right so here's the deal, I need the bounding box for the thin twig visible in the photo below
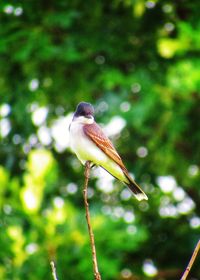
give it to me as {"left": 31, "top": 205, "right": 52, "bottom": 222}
{"left": 83, "top": 161, "right": 101, "bottom": 280}
{"left": 50, "top": 261, "right": 59, "bottom": 280}
{"left": 181, "top": 239, "right": 200, "bottom": 280}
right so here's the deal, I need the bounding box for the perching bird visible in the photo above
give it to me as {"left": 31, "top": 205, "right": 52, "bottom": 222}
{"left": 69, "top": 102, "right": 148, "bottom": 201}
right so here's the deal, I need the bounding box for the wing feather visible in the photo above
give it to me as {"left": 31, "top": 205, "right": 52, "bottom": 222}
{"left": 83, "top": 123, "right": 126, "bottom": 170}
{"left": 83, "top": 123, "right": 148, "bottom": 201}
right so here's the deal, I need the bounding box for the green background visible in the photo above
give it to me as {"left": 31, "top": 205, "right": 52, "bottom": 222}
{"left": 0, "top": 0, "right": 200, "bottom": 279}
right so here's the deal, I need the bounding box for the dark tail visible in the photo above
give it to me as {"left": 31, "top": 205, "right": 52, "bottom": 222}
{"left": 125, "top": 174, "right": 148, "bottom": 201}
{"left": 100, "top": 165, "right": 148, "bottom": 201}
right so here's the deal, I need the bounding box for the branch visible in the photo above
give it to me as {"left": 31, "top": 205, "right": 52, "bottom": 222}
{"left": 181, "top": 239, "right": 200, "bottom": 280}
{"left": 83, "top": 161, "right": 102, "bottom": 280}
{"left": 50, "top": 261, "right": 59, "bottom": 280}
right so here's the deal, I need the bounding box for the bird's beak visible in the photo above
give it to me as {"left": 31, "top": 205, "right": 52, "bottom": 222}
{"left": 86, "top": 115, "right": 93, "bottom": 119}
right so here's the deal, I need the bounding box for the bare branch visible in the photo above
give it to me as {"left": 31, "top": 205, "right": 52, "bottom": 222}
{"left": 181, "top": 239, "right": 200, "bottom": 280}
{"left": 50, "top": 261, "right": 59, "bottom": 280}
{"left": 83, "top": 161, "right": 102, "bottom": 280}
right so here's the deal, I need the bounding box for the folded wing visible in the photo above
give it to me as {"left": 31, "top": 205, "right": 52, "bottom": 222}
{"left": 83, "top": 123, "right": 148, "bottom": 201}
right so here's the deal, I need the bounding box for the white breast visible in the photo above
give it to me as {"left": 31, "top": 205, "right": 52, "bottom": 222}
{"left": 69, "top": 120, "right": 108, "bottom": 165}
{"left": 69, "top": 118, "right": 127, "bottom": 183}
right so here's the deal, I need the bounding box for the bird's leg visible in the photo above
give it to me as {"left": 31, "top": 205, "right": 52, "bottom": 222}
{"left": 90, "top": 163, "right": 96, "bottom": 169}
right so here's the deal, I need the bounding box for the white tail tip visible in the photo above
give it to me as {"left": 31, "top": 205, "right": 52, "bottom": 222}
{"left": 135, "top": 193, "right": 148, "bottom": 201}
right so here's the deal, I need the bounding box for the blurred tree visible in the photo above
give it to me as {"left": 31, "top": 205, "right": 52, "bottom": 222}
{"left": 0, "top": 0, "right": 200, "bottom": 279}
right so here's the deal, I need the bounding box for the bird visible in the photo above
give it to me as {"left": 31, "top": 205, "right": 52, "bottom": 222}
{"left": 69, "top": 102, "right": 148, "bottom": 201}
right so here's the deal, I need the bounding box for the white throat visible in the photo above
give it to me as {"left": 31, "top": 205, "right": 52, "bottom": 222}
{"left": 73, "top": 115, "right": 94, "bottom": 125}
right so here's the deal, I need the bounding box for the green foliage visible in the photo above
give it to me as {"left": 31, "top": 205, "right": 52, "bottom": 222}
{"left": 0, "top": 0, "right": 200, "bottom": 279}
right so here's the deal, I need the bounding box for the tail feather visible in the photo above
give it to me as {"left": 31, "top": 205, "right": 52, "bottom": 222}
{"left": 100, "top": 165, "right": 148, "bottom": 201}
{"left": 125, "top": 174, "right": 148, "bottom": 201}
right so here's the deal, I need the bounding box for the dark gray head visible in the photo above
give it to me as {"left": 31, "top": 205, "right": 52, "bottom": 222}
{"left": 73, "top": 102, "right": 94, "bottom": 119}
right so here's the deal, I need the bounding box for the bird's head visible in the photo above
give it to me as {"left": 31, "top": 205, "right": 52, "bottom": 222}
{"left": 73, "top": 102, "right": 95, "bottom": 124}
